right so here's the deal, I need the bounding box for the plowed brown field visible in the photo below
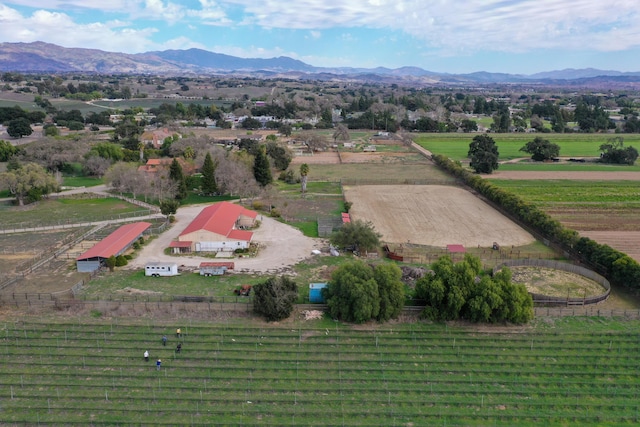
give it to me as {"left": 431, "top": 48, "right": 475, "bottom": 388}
{"left": 343, "top": 185, "right": 535, "bottom": 247}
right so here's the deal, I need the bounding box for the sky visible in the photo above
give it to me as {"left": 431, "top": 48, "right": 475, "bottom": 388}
{"left": 0, "top": 0, "right": 639, "bottom": 75}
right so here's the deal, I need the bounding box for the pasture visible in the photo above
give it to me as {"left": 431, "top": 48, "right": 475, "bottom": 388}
{"left": 1, "top": 317, "right": 640, "bottom": 425}
{"left": 0, "top": 197, "right": 151, "bottom": 229}
{"left": 415, "top": 133, "right": 640, "bottom": 161}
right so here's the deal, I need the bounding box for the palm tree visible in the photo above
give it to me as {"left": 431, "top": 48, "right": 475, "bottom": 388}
{"left": 299, "top": 163, "right": 309, "bottom": 196}
{"left": 138, "top": 141, "right": 145, "bottom": 162}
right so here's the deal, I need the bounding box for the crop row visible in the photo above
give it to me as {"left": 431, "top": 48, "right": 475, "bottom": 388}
{"left": 1, "top": 321, "right": 639, "bottom": 425}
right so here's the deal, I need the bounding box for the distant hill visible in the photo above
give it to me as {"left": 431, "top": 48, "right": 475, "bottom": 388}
{"left": 1, "top": 41, "right": 639, "bottom": 86}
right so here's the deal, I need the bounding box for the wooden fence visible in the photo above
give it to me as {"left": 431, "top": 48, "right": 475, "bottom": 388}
{"left": 495, "top": 259, "right": 611, "bottom": 306}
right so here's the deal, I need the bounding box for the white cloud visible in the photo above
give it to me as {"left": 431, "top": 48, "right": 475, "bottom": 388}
{"left": 219, "top": 0, "right": 640, "bottom": 53}
{"left": 3, "top": 0, "right": 640, "bottom": 59}
{"left": 0, "top": 5, "right": 158, "bottom": 53}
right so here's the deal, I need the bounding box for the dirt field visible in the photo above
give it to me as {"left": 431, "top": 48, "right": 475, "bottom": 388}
{"left": 511, "top": 267, "right": 607, "bottom": 298}
{"left": 290, "top": 150, "right": 424, "bottom": 165}
{"left": 343, "top": 185, "right": 535, "bottom": 248}
{"left": 577, "top": 231, "right": 640, "bottom": 263}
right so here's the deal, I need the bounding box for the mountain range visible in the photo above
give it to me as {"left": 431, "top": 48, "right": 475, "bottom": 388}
{"left": 1, "top": 41, "right": 640, "bottom": 86}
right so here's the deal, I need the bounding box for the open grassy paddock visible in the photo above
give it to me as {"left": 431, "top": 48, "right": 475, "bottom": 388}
{"left": 1, "top": 317, "right": 640, "bottom": 426}
{"left": 0, "top": 197, "right": 152, "bottom": 229}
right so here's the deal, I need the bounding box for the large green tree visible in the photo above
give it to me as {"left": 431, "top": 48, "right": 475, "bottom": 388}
{"left": 0, "top": 162, "right": 59, "bottom": 206}
{"left": 0, "top": 139, "right": 19, "bottom": 161}
{"left": 169, "top": 158, "right": 188, "bottom": 200}
{"left": 599, "top": 137, "right": 638, "bottom": 165}
{"left": 373, "top": 263, "right": 406, "bottom": 322}
{"left": 6, "top": 118, "right": 33, "bottom": 138}
{"left": 520, "top": 137, "right": 560, "bottom": 161}
{"left": 330, "top": 219, "right": 381, "bottom": 254}
{"left": 468, "top": 134, "right": 499, "bottom": 174}
{"left": 415, "top": 254, "right": 533, "bottom": 324}
{"left": 323, "top": 261, "right": 405, "bottom": 323}
{"left": 324, "top": 260, "right": 380, "bottom": 323}
{"left": 201, "top": 152, "right": 217, "bottom": 195}
{"left": 266, "top": 142, "right": 292, "bottom": 171}
{"left": 253, "top": 276, "right": 299, "bottom": 321}
{"left": 253, "top": 145, "right": 272, "bottom": 187}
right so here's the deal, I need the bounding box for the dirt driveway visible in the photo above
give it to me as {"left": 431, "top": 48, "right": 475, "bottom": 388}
{"left": 128, "top": 204, "right": 323, "bottom": 274}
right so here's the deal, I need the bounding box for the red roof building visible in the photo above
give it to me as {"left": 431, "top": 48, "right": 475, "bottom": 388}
{"left": 177, "top": 202, "right": 257, "bottom": 252}
{"left": 76, "top": 222, "right": 151, "bottom": 272}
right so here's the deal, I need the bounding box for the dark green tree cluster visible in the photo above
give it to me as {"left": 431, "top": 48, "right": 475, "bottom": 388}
{"left": 241, "top": 117, "right": 262, "bottom": 130}
{"left": 520, "top": 137, "right": 560, "bottom": 161}
{"left": 265, "top": 142, "right": 292, "bottom": 171}
{"left": 0, "top": 106, "right": 45, "bottom": 125}
{"left": 0, "top": 140, "right": 19, "bottom": 161}
{"left": 574, "top": 101, "right": 614, "bottom": 132}
{"left": 599, "top": 137, "right": 638, "bottom": 165}
{"left": 415, "top": 254, "right": 533, "bottom": 323}
{"left": 253, "top": 145, "right": 272, "bottom": 187}
{"left": 490, "top": 102, "right": 511, "bottom": 133}
{"left": 468, "top": 134, "right": 499, "bottom": 174}
{"left": 6, "top": 118, "right": 33, "bottom": 138}
{"left": 323, "top": 261, "right": 405, "bottom": 323}
{"left": 431, "top": 154, "right": 640, "bottom": 289}
{"left": 330, "top": 219, "right": 381, "bottom": 253}
{"left": 168, "top": 158, "right": 188, "bottom": 200}
{"left": 253, "top": 276, "right": 299, "bottom": 321}
{"left": 200, "top": 152, "right": 217, "bottom": 195}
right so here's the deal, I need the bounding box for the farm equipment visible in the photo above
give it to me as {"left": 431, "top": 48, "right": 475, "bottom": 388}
{"left": 234, "top": 285, "right": 252, "bottom": 296}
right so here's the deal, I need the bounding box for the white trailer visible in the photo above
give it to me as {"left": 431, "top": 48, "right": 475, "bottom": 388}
{"left": 145, "top": 262, "right": 179, "bottom": 277}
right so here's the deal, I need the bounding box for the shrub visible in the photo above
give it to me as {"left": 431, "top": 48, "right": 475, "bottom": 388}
{"left": 115, "top": 255, "right": 128, "bottom": 266}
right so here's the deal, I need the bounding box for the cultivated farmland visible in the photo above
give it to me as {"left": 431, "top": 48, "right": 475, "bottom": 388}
{"left": 1, "top": 317, "right": 640, "bottom": 426}
{"left": 343, "top": 185, "right": 535, "bottom": 248}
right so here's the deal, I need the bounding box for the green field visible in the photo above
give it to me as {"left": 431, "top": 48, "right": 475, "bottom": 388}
{"left": 415, "top": 133, "right": 640, "bottom": 161}
{"left": 0, "top": 197, "right": 150, "bottom": 229}
{"left": 486, "top": 180, "right": 640, "bottom": 204}
{"left": 498, "top": 162, "right": 640, "bottom": 172}
{"left": 1, "top": 317, "right": 640, "bottom": 426}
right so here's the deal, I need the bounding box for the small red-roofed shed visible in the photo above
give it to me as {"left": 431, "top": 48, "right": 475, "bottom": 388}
{"left": 446, "top": 244, "right": 466, "bottom": 253}
{"left": 76, "top": 222, "right": 151, "bottom": 272}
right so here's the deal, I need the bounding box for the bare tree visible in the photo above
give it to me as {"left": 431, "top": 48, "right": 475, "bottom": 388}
{"left": 83, "top": 156, "right": 111, "bottom": 178}
{"left": 104, "top": 162, "right": 139, "bottom": 193}
{"left": 332, "top": 124, "right": 350, "bottom": 143}
{"left": 147, "top": 169, "right": 177, "bottom": 201}
{"left": 300, "top": 132, "right": 328, "bottom": 153}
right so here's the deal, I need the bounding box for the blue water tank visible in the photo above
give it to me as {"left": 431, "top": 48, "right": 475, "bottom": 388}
{"left": 309, "top": 283, "right": 328, "bottom": 303}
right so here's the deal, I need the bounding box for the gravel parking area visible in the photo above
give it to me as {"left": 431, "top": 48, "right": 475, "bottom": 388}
{"left": 127, "top": 204, "right": 323, "bottom": 274}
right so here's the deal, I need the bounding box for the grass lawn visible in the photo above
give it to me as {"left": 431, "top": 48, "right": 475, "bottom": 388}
{"left": 79, "top": 269, "right": 266, "bottom": 300}
{"left": 61, "top": 176, "right": 104, "bottom": 187}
